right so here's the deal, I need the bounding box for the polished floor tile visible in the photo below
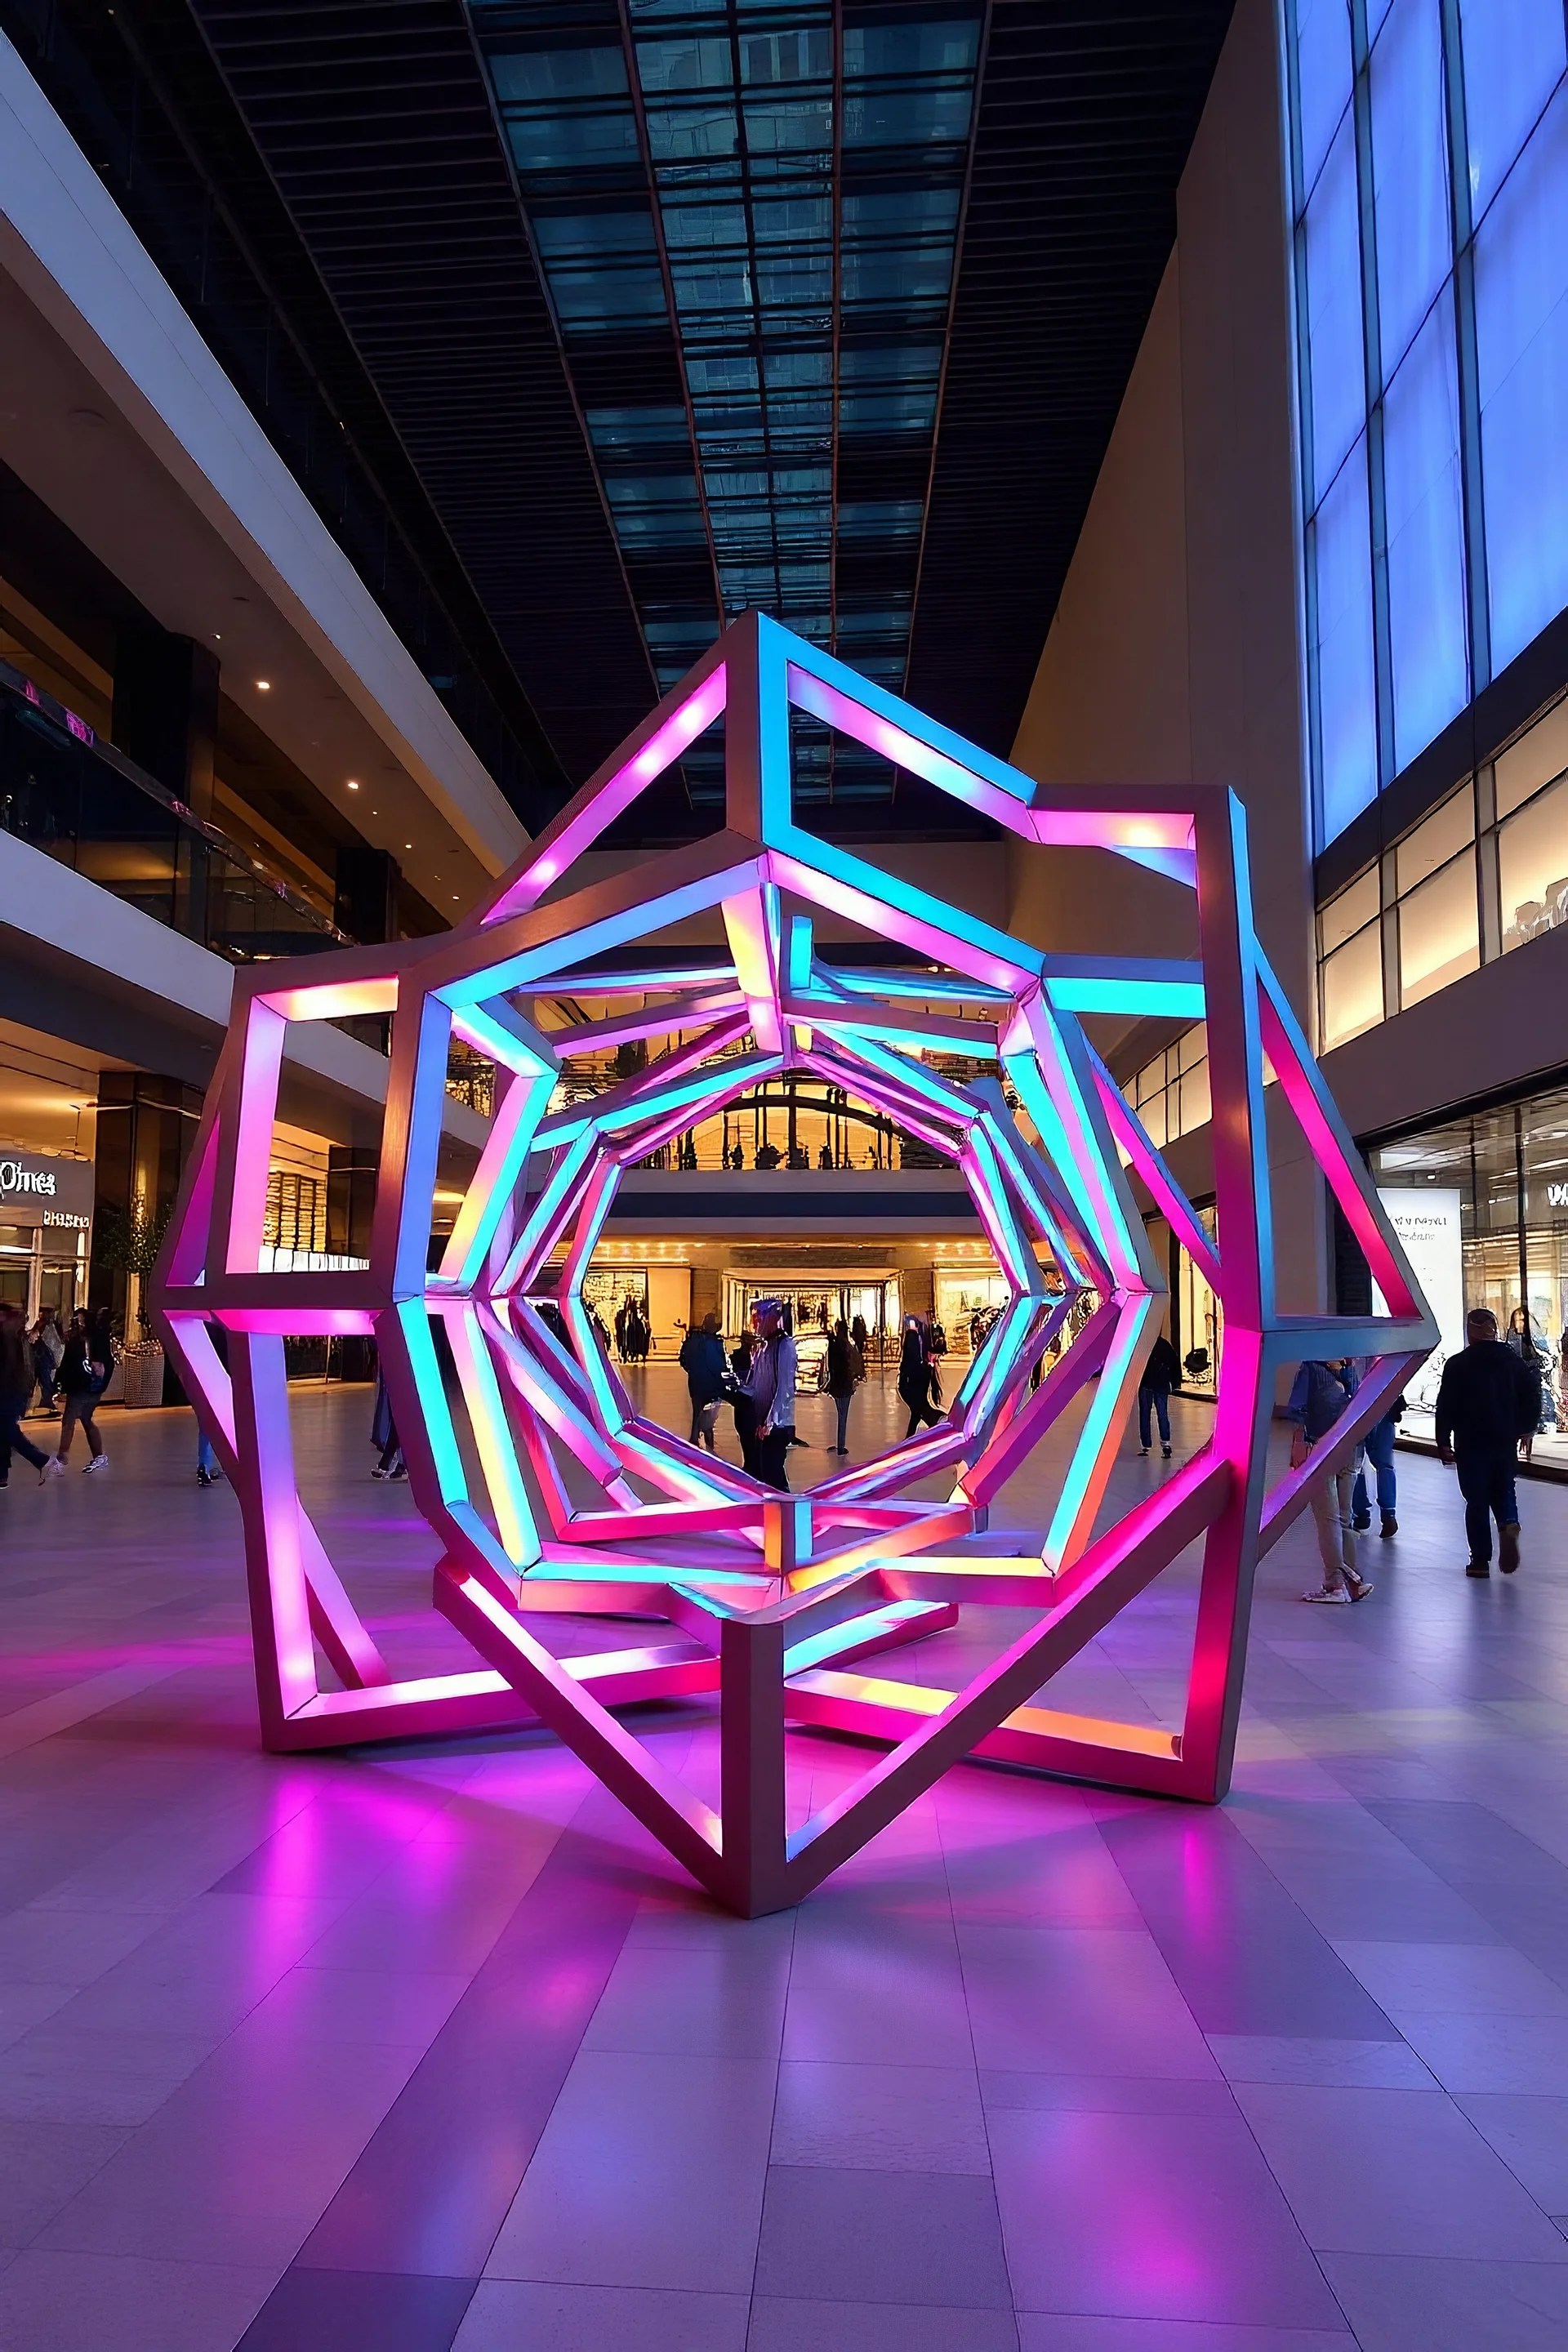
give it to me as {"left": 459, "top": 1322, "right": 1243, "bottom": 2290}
{"left": 4, "top": 1390, "right": 1568, "bottom": 2348}
{"left": 989, "top": 2106, "right": 1343, "bottom": 2328}
{"left": 452, "top": 2279, "right": 749, "bottom": 2350}
{"left": 754, "top": 2166, "right": 1013, "bottom": 2309}
{"left": 1231, "top": 2082, "right": 1568, "bottom": 2261}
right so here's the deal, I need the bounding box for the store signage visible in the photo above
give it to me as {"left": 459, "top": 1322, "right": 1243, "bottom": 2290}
{"left": 1373, "top": 1187, "right": 1464, "bottom": 1414}
{"left": 0, "top": 1150, "right": 95, "bottom": 1229}
{"left": 1547, "top": 1182, "right": 1568, "bottom": 1209}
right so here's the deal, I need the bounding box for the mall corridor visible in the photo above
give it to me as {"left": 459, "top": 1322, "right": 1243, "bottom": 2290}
{"left": 0, "top": 1388, "right": 1564, "bottom": 2350}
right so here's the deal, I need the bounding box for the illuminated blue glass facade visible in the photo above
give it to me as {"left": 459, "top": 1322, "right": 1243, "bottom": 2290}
{"left": 1286, "top": 0, "right": 1568, "bottom": 850}
{"left": 473, "top": 0, "right": 980, "bottom": 808}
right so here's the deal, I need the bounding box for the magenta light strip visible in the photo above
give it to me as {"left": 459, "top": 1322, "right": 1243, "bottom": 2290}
{"left": 157, "top": 608, "right": 1438, "bottom": 1918}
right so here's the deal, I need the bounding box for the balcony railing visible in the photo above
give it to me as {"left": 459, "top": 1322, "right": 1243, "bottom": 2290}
{"left": 0, "top": 662, "right": 346, "bottom": 960}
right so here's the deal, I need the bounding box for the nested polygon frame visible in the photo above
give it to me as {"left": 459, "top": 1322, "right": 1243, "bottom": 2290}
{"left": 153, "top": 612, "right": 1437, "bottom": 1916}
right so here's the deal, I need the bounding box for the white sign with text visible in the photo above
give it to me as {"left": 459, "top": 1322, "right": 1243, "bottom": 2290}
{"left": 1373, "top": 1186, "right": 1464, "bottom": 1412}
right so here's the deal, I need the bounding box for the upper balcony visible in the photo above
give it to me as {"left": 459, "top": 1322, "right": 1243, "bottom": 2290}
{"left": 0, "top": 657, "right": 347, "bottom": 961}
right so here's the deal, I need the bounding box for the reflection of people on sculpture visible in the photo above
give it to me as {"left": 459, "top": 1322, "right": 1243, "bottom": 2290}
{"left": 679, "top": 1312, "right": 726, "bottom": 1452}
{"left": 755, "top": 1140, "right": 781, "bottom": 1169}
{"left": 899, "top": 1315, "right": 943, "bottom": 1437}
{"left": 742, "top": 1298, "right": 797, "bottom": 1490}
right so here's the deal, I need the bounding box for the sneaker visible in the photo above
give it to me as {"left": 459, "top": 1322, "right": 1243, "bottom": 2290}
{"left": 1138, "top": 1446, "right": 1150, "bottom": 1457}
{"left": 1303, "top": 1584, "right": 1351, "bottom": 1604}
{"left": 371, "top": 1465, "right": 388, "bottom": 1481}
{"left": 1352, "top": 1516, "right": 1371, "bottom": 1532}
{"left": 83, "top": 1454, "right": 109, "bottom": 1473}
{"left": 1499, "top": 1522, "right": 1521, "bottom": 1575}
{"left": 1346, "top": 1574, "right": 1374, "bottom": 1602}
{"left": 39, "top": 1457, "right": 65, "bottom": 1483}
{"left": 196, "top": 1468, "right": 213, "bottom": 1486}
{"left": 1465, "top": 1560, "right": 1490, "bottom": 1578}
{"left": 1161, "top": 1444, "right": 1172, "bottom": 1459}
{"left": 390, "top": 1463, "right": 408, "bottom": 1481}
{"left": 1380, "top": 1513, "right": 1397, "bottom": 1538}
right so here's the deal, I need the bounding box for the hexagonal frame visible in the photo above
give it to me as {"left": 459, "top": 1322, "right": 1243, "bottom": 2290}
{"left": 153, "top": 612, "right": 1437, "bottom": 1915}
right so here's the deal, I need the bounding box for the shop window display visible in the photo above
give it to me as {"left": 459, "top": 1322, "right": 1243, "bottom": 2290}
{"left": 1372, "top": 1080, "right": 1568, "bottom": 1467}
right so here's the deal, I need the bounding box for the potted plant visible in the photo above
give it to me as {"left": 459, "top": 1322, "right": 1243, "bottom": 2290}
{"left": 95, "top": 1200, "right": 171, "bottom": 1408}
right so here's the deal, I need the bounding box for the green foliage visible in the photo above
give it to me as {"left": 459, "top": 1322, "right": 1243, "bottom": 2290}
{"left": 94, "top": 1201, "right": 172, "bottom": 1277}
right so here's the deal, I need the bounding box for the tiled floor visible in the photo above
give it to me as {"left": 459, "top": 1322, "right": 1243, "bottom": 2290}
{"left": 1, "top": 1372, "right": 1567, "bottom": 2350}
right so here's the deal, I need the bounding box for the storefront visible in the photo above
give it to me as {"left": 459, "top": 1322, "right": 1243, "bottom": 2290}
{"left": 1139, "top": 1209, "right": 1223, "bottom": 1398}
{"left": 1370, "top": 1079, "right": 1568, "bottom": 1471}
{"left": 0, "top": 1147, "right": 93, "bottom": 1321}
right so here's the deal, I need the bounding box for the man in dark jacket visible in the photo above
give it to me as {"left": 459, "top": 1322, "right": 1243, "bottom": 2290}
{"left": 1434, "top": 1308, "right": 1541, "bottom": 1576}
{"left": 1138, "top": 1333, "right": 1181, "bottom": 1459}
{"left": 678, "top": 1313, "right": 728, "bottom": 1451}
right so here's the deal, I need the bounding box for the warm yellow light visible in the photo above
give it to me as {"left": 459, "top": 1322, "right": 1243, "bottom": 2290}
{"left": 347, "top": 780, "right": 360, "bottom": 791}
{"left": 256, "top": 679, "right": 271, "bottom": 691}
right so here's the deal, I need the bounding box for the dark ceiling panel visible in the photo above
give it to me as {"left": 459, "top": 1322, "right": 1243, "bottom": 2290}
{"left": 907, "top": 0, "right": 1236, "bottom": 755}
{"left": 191, "top": 0, "right": 657, "bottom": 786}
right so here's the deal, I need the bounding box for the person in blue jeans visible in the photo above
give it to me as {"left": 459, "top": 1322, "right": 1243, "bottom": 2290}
{"left": 1352, "top": 1396, "right": 1401, "bottom": 1538}
{"left": 1434, "top": 1308, "right": 1541, "bottom": 1577}
{"left": 1138, "top": 1333, "right": 1180, "bottom": 1458}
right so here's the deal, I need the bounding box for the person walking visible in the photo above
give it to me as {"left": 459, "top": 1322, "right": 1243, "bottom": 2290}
{"left": 898, "top": 1316, "right": 943, "bottom": 1437}
{"left": 1351, "top": 1388, "right": 1401, "bottom": 1537}
{"left": 729, "top": 1325, "right": 760, "bottom": 1476}
{"left": 30, "top": 1312, "right": 64, "bottom": 1414}
{"left": 679, "top": 1312, "right": 728, "bottom": 1451}
{"left": 823, "top": 1316, "right": 863, "bottom": 1454}
{"left": 1138, "top": 1331, "right": 1180, "bottom": 1458}
{"left": 0, "top": 1303, "right": 55, "bottom": 1487}
{"left": 1286, "top": 1356, "right": 1371, "bottom": 1604}
{"left": 52, "top": 1309, "right": 109, "bottom": 1473}
{"left": 370, "top": 1360, "right": 405, "bottom": 1479}
{"left": 1434, "top": 1307, "right": 1541, "bottom": 1576}
{"left": 1505, "top": 1307, "right": 1552, "bottom": 1446}
{"left": 743, "top": 1298, "right": 797, "bottom": 1490}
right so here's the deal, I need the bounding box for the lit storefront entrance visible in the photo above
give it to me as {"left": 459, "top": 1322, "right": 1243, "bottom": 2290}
{"left": 0, "top": 1147, "right": 92, "bottom": 1320}
{"left": 1369, "top": 1078, "right": 1568, "bottom": 1472}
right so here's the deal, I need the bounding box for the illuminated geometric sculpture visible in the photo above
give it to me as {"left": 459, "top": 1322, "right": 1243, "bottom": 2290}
{"left": 153, "top": 612, "right": 1436, "bottom": 1915}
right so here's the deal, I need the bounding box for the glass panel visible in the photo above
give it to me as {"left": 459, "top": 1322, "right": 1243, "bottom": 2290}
{"left": 1495, "top": 696, "right": 1568, "bottom": 817}
{"left": 1382, "top": 292, "right": 1469, "bottom": 765}
{"left": 1178, "top": 1062, "right": 1210, "bottom": 1137}
{"left": 1499, "top": 770, "right": 1568, "bottom": 949}
{"left": 1319, "top": 865, "right": 1380, "bottom": 952}
{"left": 1474, "top": 87, "right": 1568, "bottom": 670}
{"left": 1140, "top": 1090, "right": 1168, "bottom": 1150}
{"left": 1321, "top": 921, "right": 1385, "bottom": 1046}
{"left": 1398, "top": 849, "right": 1480, "bottom": 1004}
{"left": 1313, "top": 438, "right": 1379, "bottom": 841}
{"left": 1294, "top": 0, "right": 1354, "bottom": 198}
{"left": 1459, "top": 0, "right": 1567, "bottom": 225}
{"left": 1177, "top": 1022, "right": 1208, "bottom": 1071}
{"left": 1370, "top": 0, "right": 1453, "bottom": 381}
{"left": 1303, "top": 117, "right": 1368, "bottom": 493}
{"left": 1396, "top": 786, "right": 1474, "bottom": 895}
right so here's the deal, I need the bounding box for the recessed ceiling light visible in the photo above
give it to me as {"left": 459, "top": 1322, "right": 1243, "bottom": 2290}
{"left": 346, "top": 779, "right": 359, "bottom": 791}
{"left": 256, "top": 679, "right": 271, "bottom": 691}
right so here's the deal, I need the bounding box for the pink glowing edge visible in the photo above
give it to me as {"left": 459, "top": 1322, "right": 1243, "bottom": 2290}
{"left": 150, "top": 611, "right": 1438, "bottom": 1916}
